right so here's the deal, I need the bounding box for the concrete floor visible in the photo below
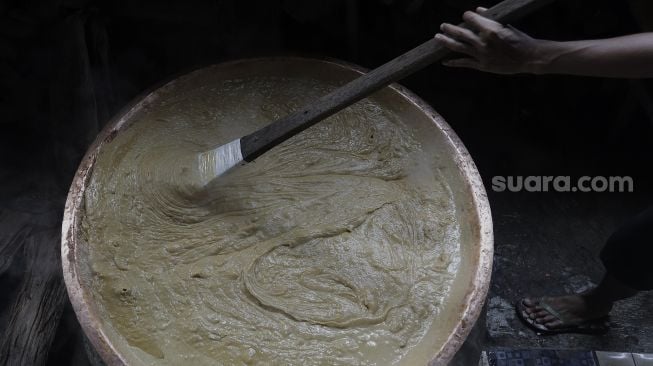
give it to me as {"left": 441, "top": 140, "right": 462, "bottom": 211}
{"left": 484, "top": 190, "right": 653, "bottom": 352}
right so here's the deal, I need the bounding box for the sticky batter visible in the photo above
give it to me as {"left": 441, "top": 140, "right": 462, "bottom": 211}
{"left": 82, "top": 76, "right": 460, "bottom": 365}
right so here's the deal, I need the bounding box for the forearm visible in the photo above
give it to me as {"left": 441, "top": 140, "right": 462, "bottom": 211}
{"left": 530, "top": 33, "right": 653, "bottom": 78}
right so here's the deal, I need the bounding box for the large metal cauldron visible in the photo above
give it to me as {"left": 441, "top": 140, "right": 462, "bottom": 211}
{"left": 61, "top": 57, "right": 493, "bottom": 366}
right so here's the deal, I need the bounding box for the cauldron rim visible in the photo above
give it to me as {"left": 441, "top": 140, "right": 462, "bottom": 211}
{"left": 61, "top": 56, "right": 493, "bottom": 366}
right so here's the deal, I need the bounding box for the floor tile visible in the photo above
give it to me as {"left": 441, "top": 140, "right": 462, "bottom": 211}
{"left": 487, "top": 349, "right": 597, "bottom": 365}
{"left": 479, "top": 351, "right": 490, "bottom": 366}
{"left": 633, "top": 354, "right": 653, "bottom": 366}
{"left": 595, "top": 352, "right": 635, "bottom": 366}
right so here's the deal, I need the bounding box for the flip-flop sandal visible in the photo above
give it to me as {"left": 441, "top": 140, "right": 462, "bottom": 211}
{"left": 516, "top": 298, "right": 610, "bottom": 335}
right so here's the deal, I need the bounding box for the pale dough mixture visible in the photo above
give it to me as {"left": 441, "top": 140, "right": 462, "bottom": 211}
{"left": 82, "top": 76, "right": 461, "bottom": 365}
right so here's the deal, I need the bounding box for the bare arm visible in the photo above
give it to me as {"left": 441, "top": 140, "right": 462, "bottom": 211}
{"left": 435, "top": 8, "right": 653, "bottom": 78}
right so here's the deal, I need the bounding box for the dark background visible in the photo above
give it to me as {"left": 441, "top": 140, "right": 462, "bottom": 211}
{"left": 1, "top": 0, "right": 652, "bottom": 365}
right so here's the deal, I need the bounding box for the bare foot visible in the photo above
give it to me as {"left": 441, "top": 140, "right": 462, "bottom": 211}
{"left": 521, "top": 294, "right": 612, "bottom": 330}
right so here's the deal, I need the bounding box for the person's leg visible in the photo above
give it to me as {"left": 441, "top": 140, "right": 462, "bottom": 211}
{"left": 521, "top": 273, "right": 638, "bottom": 329}
{"left": 519, "top": 206, "right": 653, "bottom": 332}
{"left": 598, "top": 206, "right": 653, "bottom": 291}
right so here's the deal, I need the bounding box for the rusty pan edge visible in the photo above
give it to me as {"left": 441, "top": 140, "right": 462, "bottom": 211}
{"left": 61, "top": 57, "right": 493, "bottom": 366}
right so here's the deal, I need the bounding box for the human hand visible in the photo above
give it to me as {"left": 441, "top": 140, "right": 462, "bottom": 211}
{"left": 435, "top": 7, "right": 543, "bottom": 74}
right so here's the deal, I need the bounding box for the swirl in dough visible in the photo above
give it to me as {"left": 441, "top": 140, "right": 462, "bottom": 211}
{"left": 82, "top": 76, "right": 460, "bottom": 365}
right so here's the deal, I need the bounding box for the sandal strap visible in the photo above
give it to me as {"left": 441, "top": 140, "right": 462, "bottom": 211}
{"left": 538, "top": 300, "right": 572, "bottom": 324}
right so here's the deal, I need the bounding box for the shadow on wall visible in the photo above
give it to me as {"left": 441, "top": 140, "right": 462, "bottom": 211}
{"left": 1, "top": 0, "right": 652, "bottom": 193}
